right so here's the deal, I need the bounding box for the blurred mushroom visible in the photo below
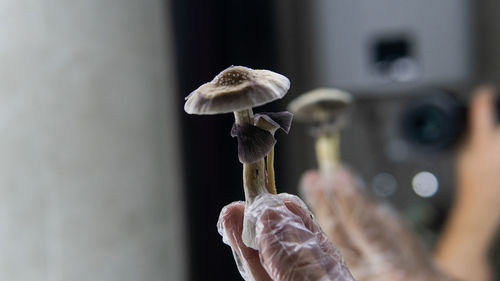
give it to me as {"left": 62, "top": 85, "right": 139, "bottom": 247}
{"left": 291, "top": 88, "right": 451, "bottom": 280}
{"left": 288, "top": 88, "right": 352, "bottom": 175}
{"left": 184, "top": 65, "right": 290, "bottom": 201}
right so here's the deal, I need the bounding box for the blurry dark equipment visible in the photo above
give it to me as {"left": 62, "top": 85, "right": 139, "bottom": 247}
{"left": 401, "top": 91, "right": 465, "bottom": 151}
{"left": 373, "top": 36, "right": 414, "bottom": 81}
{"left": 305, "top": 0, "right": 472, "bottom": 93}
{"left": 401, "top": 90, "right": 500, "bottom": 151}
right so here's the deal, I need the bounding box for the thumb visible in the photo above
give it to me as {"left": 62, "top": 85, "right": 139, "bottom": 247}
{"left": 469, "top": 86, "right": 496, "bottom": 144}
{"left": 218, "top": 202, "right": 272, "bottom": 281}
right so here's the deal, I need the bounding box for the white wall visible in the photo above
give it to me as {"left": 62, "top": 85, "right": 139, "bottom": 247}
{"left": 0, "top": 0, "right": 185, "bottom": 280}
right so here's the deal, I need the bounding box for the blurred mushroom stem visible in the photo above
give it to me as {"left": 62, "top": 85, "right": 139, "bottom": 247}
{"left": 265, "top": 148, "right": 277, "bottom": 194}
{"left": 234, "top": 109, "right": 269, "bottom": 204}
{"left": 315, "top": 132, "right": 340, "bottom": 176}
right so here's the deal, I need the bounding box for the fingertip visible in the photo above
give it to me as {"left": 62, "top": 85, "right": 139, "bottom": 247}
{"left": 280, "top": 194, "right": 321, "bottom": 233}
{"left": 220, "top": 201, "right": 245, "bottom": 219}
{"left": 218, "top": 201, "right": 245, "bottom": 237}
{"left": 472, "top": 86, "right": 494, "bottom": 113}
{"left": 299, "top": 170, "right": 325, "bottom": 199}
{"left": 475, "top": 84, "right": 496, "bottom": 97}
{"left": 302, "top": 169, "right": 321, "bottom": 180}
{"left": 281, "top": 196, "right": 309, "bottom": 218}
{"left": 255, "top": 196, "right": 311, "bottom": 239}
{"left": 470, "top": 85, "right": 496, "bottom": 139}
{"left": 300, "top": 169, "right": 319, "bottom": 186}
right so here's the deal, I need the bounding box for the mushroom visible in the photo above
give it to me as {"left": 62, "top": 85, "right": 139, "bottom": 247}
{"left": 184, "top": 65, "right": 291, "bottom": 203}
{"left": 288, "top": 88, "right": 352, "bottom": 175}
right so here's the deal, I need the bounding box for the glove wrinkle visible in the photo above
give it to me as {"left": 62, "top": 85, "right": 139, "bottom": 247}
{"left": 219, "top": 194, "right": 356, "bottom": 281}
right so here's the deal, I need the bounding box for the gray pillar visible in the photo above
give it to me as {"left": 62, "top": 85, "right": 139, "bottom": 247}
{"left": 0, "top": 1, "right": 185, "bottom": 280}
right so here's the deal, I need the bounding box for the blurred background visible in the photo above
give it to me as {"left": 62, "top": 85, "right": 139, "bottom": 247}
{"left": 1, "top": 0, "right": 499, "bottom": 280}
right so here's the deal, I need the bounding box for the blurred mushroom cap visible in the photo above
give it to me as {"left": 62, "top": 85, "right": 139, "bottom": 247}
{"left": 288, "top": 88, "right": 353, "bottom": 123}
{"left": 184, "top": 66, "right": 290, "bottom": 115}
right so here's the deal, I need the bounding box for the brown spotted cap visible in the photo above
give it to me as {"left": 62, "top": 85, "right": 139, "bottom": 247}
{"left": 184, "top": 66, "right": 290, "bottom": 115}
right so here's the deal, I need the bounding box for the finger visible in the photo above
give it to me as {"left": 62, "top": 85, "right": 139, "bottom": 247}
{"left": 256, "top": 196, "right": 355, "bottom": 281}
{"left": 218, "top": 202, "right": 272, "bottom": 281}
{"left": 469, "top": 85, "right": 496, "bottom": 143}
{"left": 299, "top": 170, "right": 326, "bottom": 212}
{"left": 300, "top": 169, "right": 363, "bottom": 215}
{"left": 280, "top": 193, "right": 321, "bottom": 233}
{"left": 299, "top": 171, "right": 363, "bottom": 265}
{"left": 298, "top": 171, "right": 340, "bottom": 232}
{"left": 280, "top": 193, "right": 349, "bottom": 261}
{"left": 257, "top": 205, "right": 329, "bottom": 280}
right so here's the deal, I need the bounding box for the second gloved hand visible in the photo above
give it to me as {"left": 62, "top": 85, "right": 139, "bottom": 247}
{"left": 300, "top": 167, "right": 452, "bottom": 281}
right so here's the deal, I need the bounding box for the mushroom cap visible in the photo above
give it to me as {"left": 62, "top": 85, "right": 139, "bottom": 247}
{"left": 288, "top": 88, "right": 353, "bottom": 123}
{"left": 184, "top": 66, "right": 290, "bottom": 115}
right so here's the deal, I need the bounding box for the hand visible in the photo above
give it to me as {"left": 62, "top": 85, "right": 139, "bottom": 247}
{"left": 456, "top": 86, "right": 500, "bottom": 225}
{"left": 435, "top": 86, "right": 500, "bottom": 281}
{"left": 217, "top": 193, "right": 355, "bottom": 281}
{"left": 300, "top": 167, "right": 450, "bottom": 281}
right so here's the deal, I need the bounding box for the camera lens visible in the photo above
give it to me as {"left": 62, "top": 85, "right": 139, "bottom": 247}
{"left": 408, "top": 105, "right": 448, "bottom": 145}
{"left": 400, "top": 90, "right": 465, "bottom": 151}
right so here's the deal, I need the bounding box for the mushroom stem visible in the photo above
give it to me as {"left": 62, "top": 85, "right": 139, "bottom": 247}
{"left": 265, "top": 148, "right": 277, "bottom": 194}
{"left": 234, "top": 109, "right": 269, "bottom": 204}
{"left": 315, "top": 131, "right": 340, "bottom": 176}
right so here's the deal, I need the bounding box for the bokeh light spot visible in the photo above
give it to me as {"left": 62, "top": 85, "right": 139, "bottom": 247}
{"left": 412, "top": 171, "right": 439, "bottom": 197}
{"left": 371, "top": 172, "right": 398, "bottom": 197}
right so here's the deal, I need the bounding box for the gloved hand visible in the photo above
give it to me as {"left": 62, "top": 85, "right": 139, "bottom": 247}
{"left": 217, "top": 193, "right": 355, "bottom": 281}
{"left": 300, "top": 167, "right": 451, "bottom": 281}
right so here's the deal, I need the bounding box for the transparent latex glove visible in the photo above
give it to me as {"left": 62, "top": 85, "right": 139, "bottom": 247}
{"left": 300, "top": 167, "right": 451, "bottom": 281}
{"left": 218, "top": 193, "right": 355, "bottom": 281}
